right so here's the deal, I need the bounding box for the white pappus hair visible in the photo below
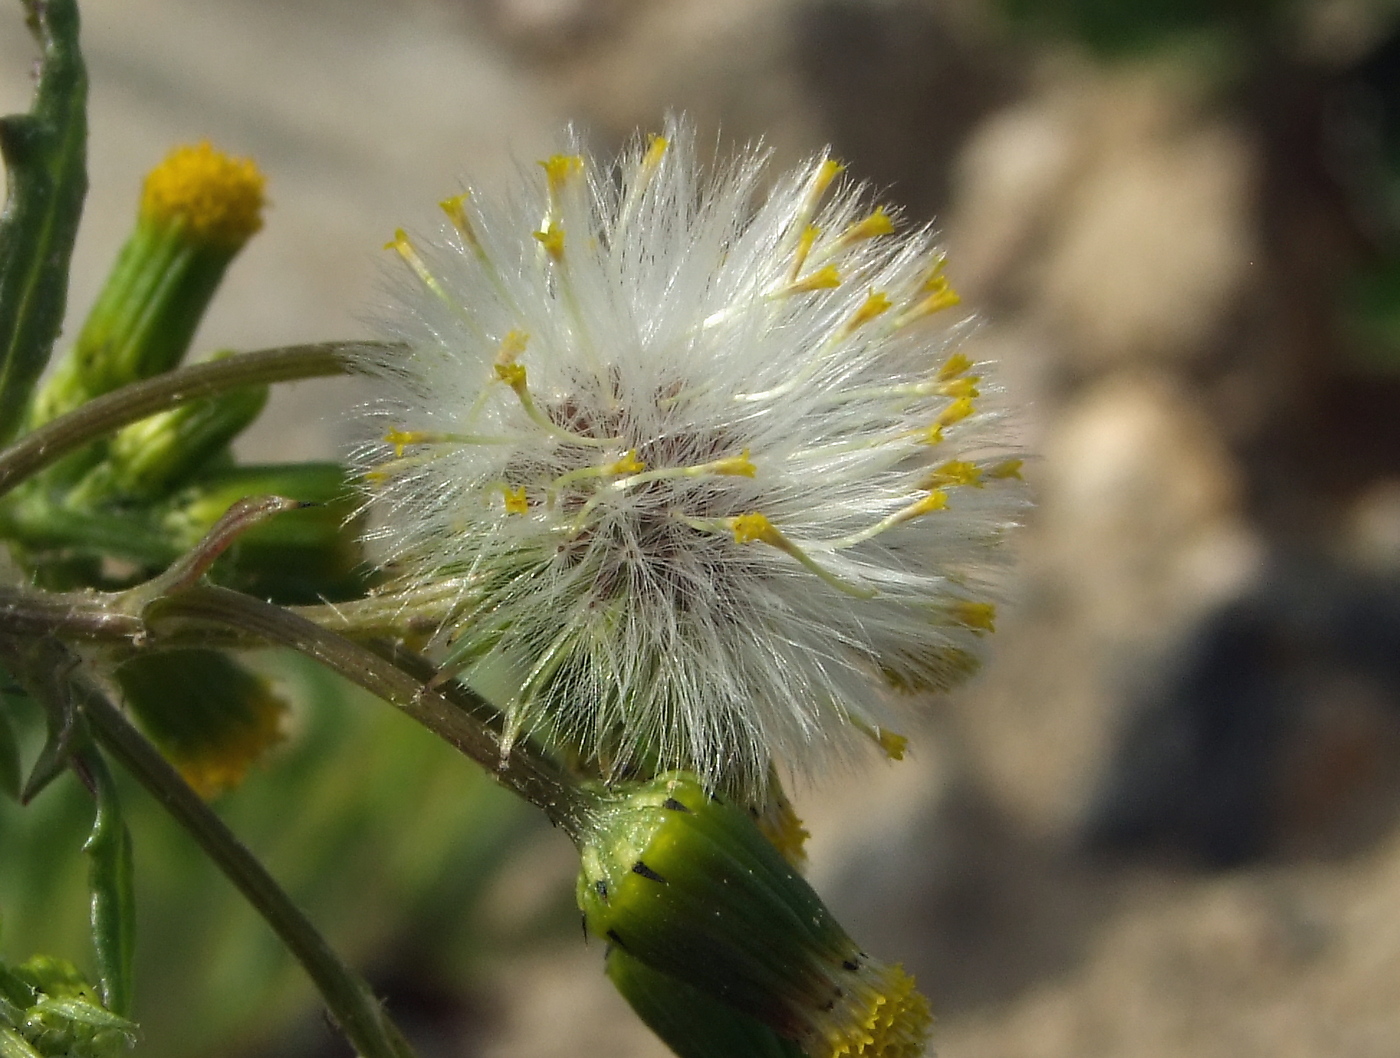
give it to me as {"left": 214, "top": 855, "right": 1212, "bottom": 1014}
{"left": 351, "top": 117, "right": 1027, "bottom": 801}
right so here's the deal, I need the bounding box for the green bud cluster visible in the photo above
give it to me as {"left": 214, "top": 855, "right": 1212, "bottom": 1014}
{"left": 0, "top": 953, "right": 136, "bottom": 1058}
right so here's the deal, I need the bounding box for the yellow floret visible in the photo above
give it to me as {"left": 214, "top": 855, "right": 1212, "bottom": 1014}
{"left": 814, "top": 962, "right": 934, "bottom": 1058}
{"left": 141, "top": 141, "right": 265, "bottom": 247}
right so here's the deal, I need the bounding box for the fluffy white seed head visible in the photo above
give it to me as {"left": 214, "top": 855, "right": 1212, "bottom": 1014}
{"left": 352, "top": 118, "right": 1026, "bottom": 800}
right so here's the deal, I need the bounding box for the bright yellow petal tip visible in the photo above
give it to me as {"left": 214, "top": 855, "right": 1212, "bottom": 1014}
{"left": 754, "top": 792, "right": 811, "bottom": 870}
{"left": 642, "top": 134, "right": 669, "bottom": 168}
{"left": 937, "top": 397, "right": 975, "bottom": 428}
{"left": 534, "top": 222, "right": 566, "bottom": 260}
{"left": 540, "top": 153, "right": 585, "bottom": 189}
{"left": 789, "top": 265, "right": 843, "bottom": 293}
{"left": 923, "top": 460, "right": 982, "bottom": 489}
{"left": 711, "top": 449, "right": 756, "bottom": 477}
{"left": 988, "top": 459, "right": 1024, "bottom": 481}
{"left": 817, "top": 961, "right": 934, "bottom": 1058}
{"left": 494, "top": 361, "right": 527, "bottom": 388}
{"left": 141, "top": 141, "right": 265, "bottom": 248}
{"left": 497, "top": 330, "right": 530, "bottom": 364}
{"left": 951, "top": 600, "right": 996, "bottom": 633}
{"left": 503, "top": 485, "right": 529, "bottom": 514}
{"left": 730, "top": 512, "right": 779, "bottom": 545}
{"left": 609, "top": 450, "right": 646, "bottom": 475}
{"left": 844, "top": 290, "right": 893, "bottom": 334}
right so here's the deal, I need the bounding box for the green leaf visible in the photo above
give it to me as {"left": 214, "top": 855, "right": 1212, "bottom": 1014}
{"left": 78, "top": 751, "right": 135, "bottom": 1019}
{"left": 0, "top": 0, "right": 89, "bottom": 447}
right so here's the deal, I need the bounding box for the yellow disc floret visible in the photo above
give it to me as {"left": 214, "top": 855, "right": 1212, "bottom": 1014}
{"left": 812, "top": 961, "right": 933, "bottom": 1058}
{"left": 140, "top": 141, "right": 265, "bottom": 247}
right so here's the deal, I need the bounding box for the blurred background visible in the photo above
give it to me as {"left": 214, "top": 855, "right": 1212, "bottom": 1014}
{"left": 5, "top": 0, "right": 1400, "bottom": 1054}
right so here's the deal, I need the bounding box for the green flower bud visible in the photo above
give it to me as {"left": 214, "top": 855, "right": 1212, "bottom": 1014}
{"left": 577, "top": 773, "right": 932, "bottom": 1058}
{"left": 605, "top": 946, "right": 805, "bottom": 1058}
{"left": 115, "top": 649, "right": 287, "bottom": 799}
{"left": 29, "top": 142, "right": 265, "bottom": 429}
{"left": 64, "top": 364, "right": 266, "bottom": 507}
{"left": 103, "top": 381, "right": 267, "bottom": 500}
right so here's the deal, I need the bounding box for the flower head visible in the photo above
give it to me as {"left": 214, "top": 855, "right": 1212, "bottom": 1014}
{"left": 578, "top": 773, "right": 933, "bottom": 1058}
{"left": 355, "top": 118, "right": 1025, "bottom": 798}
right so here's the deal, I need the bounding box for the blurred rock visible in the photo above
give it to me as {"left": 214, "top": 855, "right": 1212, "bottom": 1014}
{"left": 1083, "top": 563, "right": 1400, "bottom": 865}
{"left": 1039, "top": 373, "right": 1261, "bottom": 645}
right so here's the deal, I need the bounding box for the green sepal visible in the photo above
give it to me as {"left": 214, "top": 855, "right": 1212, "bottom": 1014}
{"left": 114, "top": 649, "right": 287, "bottom": 799}
{"left": 77, "top": 750, "right": 135, "bottom": 1018}
{"left": 605, "top": 946, "right": 805, "bottom": 1058}
{"left": 0, "top": 0, "right": 89, "bottom": 447}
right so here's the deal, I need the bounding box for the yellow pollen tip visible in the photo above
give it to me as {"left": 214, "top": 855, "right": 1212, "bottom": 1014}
{"left": 842, "top": 207, "right": 895, "bottom": 243}
{"left": 919, "top": 425, "right": 944, "bottom": 446}
{"left": 909, "top": 490, "right": 949, "bottom": 517}
{"left": 730, "top": 512, "right": 779, "bottom": 545}
{"left": 711, "top": 449, "right": 756, "bottom": 477}
{"left": 937, "top": 376, "right": 980, "bottom": 399}
{"left": 383, "top": 428, "right": 430, "bottom": 457}
{"left": 952, "top": 601, "right": 997, "bottom": 633}
{"left": 140, "top": 141, "right": 265, "bottom": 248}
{"left": 844, "top": 290, "right": 893, "bottom": 333}
{"left": 792, "top": 224, "right": 822, "bottom": 277}
{"left": 494, "top": 362, "right": 527, "bottom": 389}
{"left": 755, "top": 797, "right": 810, "bottom": 870}
{"left": 534, "top": 222, "right": 566, "bottom": 260}
{"left": 923, "top": 460, "right": 982, "bottom": 489}
{"left": 496, "top": 330, "right": 529, "bottom": 364}
{"left": 503, "top": 486, "right": 529, "bottom": 515}
{"left": 989, "top": 459, "right": 1024, "bottom": 480}
{"left": 876, "top": 728, "right": 908, "bottom": 761}
{"left": 642, "top": 133, "right": 669, "bottom": 168}
{"left": 439, "top": 193, "right": 480, "bottom": 247}
{"left": 814, "top": 158, "right": 846, "bottom": 193}
{"left": 609, "top": 450, "right": 645, "bottom": 475}
{"left": 540, "top": 153, "right": 584, "bottom": 189}
{"left": 937, "top": 397, "right": 975, "bottom": 428}
{"left": 789, "top": 265, "right": 843, "bottom": 293}
{"left": 937, "top": 353, "right": 972, "bottom": 380}
{"left": 821, "top": 962, "right": 932, "bottom": 1058}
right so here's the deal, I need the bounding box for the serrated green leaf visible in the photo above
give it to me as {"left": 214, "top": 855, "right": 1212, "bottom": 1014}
{"left": 0, "top": 0, "right": 89, "bottom": 447}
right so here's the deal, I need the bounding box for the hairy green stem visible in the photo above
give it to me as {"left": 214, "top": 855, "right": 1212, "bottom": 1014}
{"left": 79, "top": 685, "right": 417, "bottom": 1058}
{"left": 0, "top": 341, "right": 388, "bottom": 499}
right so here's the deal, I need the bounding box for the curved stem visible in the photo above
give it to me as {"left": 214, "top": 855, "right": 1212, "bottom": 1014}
{"left": 144, "top": 585, "right": 594, "bottom": 834}
{"left": 0, "top": 341, "right": 393, "bottom": 500}
{"left": 79, "top": 685, "right": 417, "bottom": 1058}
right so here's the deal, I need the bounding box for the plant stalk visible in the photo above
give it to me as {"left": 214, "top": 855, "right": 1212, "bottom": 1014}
{"left": 0, "top": 341, "right": 388, "bottom": 499}
{"left": 79, "top": 685, "right": 417, "bottom": 1058}
{"left": 144, "top": 584, "right": 594, "bottom": 833}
